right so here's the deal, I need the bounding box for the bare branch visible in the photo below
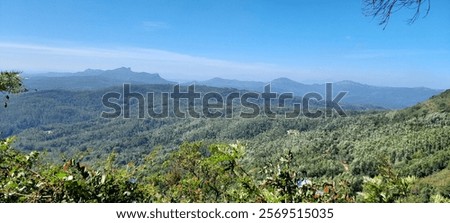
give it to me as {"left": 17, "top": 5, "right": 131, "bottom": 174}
{"left": 363, "top": 0, "right": 431, "bottom": 29}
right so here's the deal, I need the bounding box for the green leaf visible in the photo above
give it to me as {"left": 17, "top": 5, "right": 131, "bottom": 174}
{"left": 56, "top": 172, "right": 67, "bottom": 179}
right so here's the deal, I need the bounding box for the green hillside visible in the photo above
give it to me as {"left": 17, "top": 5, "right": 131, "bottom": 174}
{"left": 1, "top": 88, "right": 449, "bottom": 203}
{"left": 407, "top": 89, "right": 450, "bottom": 114}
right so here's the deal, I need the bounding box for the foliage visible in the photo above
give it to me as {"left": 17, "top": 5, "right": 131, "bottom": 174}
{"left": 0, "top": 71, "right": 24, "bottom": 93}
{"left": 260, "top": 150, "right": 355, "bottom": 203}
{"left": 1, "top": 135, "right": 450, "bottom": 203}
{"left": 0, "top": 71, "right": 25, "bottom": 108}
{"left": 0, "top": 137, "right": 40, "bottom": 202}
{"left": 0, "top": 137, "right": 143, "bottom": 202}
{"left": 357, "top": 158, "right": 416, "bottom": 202}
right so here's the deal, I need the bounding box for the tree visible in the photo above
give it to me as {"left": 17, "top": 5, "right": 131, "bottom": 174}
{"left": 364, "top": 0, "right": 431, "bottom": 29}
{"left": 358, "top": 157, "right": 416, "bottom": 202}
{"left": 0, "top": 71, "right": 25, "bottom": 108}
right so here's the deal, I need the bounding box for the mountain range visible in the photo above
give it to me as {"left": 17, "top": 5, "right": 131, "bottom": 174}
{"left": 24, "top": 67, "right": 173, "bottom": 91}
{"left": 23, "top": 67, "right": 444, "bottom": 109}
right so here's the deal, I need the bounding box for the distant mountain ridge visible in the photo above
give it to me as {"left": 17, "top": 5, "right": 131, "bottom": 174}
{"left": 191, "top": 77, "right": 265, "bottom": 91}
{"left": 24, "top": 67, "right": 173, "bottom": 91}
{"left": 23, "top": 68, "right": 443, "bottom": 109}
{"left": 196, "top": 77, "right": 443, "bottom": 109}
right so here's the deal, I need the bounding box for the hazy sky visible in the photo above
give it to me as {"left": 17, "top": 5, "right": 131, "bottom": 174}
{"left": 0, "top": 0, "right": 449, "bottom": 88}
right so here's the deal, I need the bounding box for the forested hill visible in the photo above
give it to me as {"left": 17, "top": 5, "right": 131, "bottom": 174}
{"left": 1, "top": 85, "right": 449, "bottom": 202}
{"left": 399, "top": 89, "right": 450, "bottom": 117}
{"left": 0, "top": 84, "right": 245, "bottom": 137}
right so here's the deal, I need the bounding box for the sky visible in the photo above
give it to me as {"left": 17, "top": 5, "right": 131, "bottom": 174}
{"left": 0, "top": 0, "right": 449, "bottom": 88}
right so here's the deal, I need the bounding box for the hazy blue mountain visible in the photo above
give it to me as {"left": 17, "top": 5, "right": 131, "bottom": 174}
{"left": 22, "top": 68, "right": 443, "bottom": 109}
{"left": 332, "top": 80, "right": 442, "bottom": 109}
{"left": 195, "top": 77, "right": 265, "bottom": 91}
{"left": 198, "top": 77, "right": 443, "bottom": 109}
{"left": 26, "top": 68, "right": 104, "bottom": 77}
{"left": 269, "top": 77, "right": 319, "bottom": 94}
{"left": 23, "top": 67, "right": 173, "bottom": 90}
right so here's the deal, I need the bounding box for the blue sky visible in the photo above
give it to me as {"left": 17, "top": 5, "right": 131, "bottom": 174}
{"left": 0, "top": 0, "right": 449, "bottom": 88}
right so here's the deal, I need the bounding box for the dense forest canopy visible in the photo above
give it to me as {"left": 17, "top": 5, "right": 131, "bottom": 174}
{"left": 1, "top": 78, "right": 449, "bottom": 202}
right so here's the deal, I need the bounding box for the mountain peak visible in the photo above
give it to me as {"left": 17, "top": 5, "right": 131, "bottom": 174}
{"left": 335, "top": 80, "right": 364, "bottom": 86}
{"left": 114, "top": 67, "right": 132, "bottom": 71}
{"left": 271, "top": 77, "right": 297, "bottom": 83}
{"left": 80, "top": 68, "right": 103, "bottom": 76}
{"left": 209, "top": 77, "right": 227, "bottom": 81}
{"left": 83, "top": 68, "right": 102, "bottom": 72}
{"left": 108, "top": 67, "right": 133, "bottom": 74}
